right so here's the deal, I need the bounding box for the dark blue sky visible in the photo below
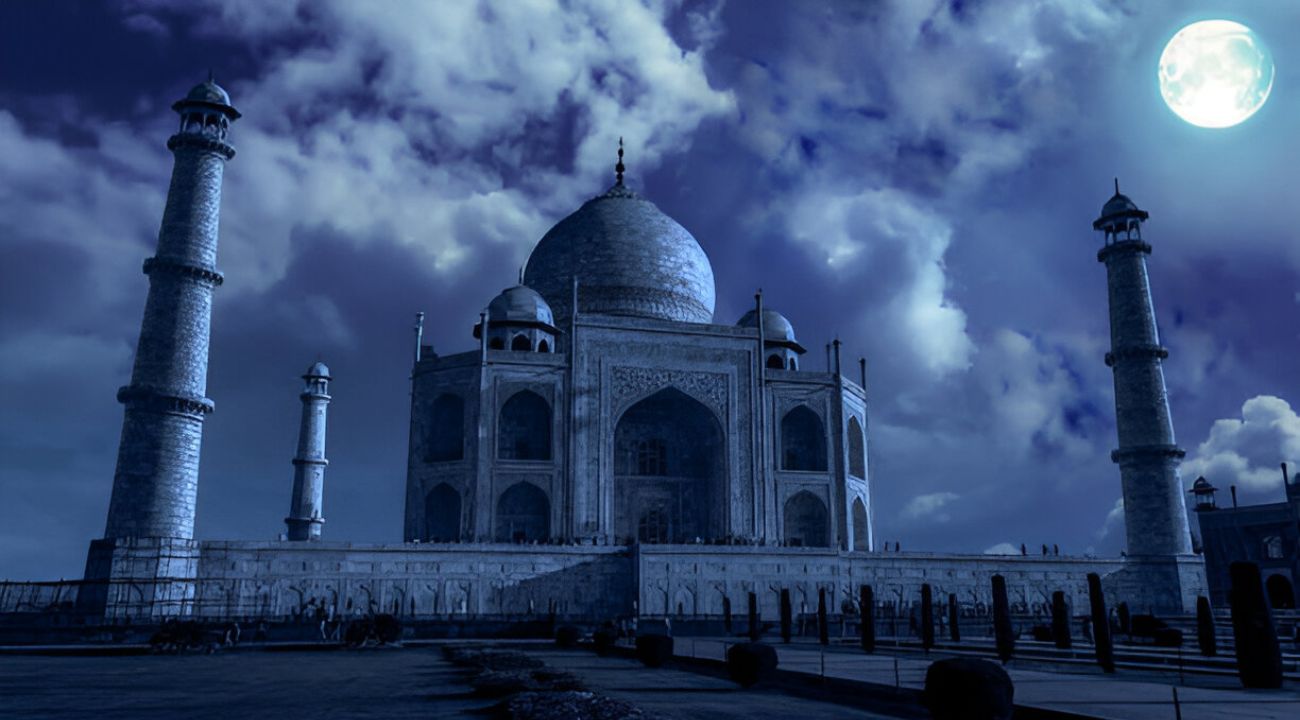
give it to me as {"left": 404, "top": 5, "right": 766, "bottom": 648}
{"left": 2, "top": 0, "right": 1298, "bottom": 579}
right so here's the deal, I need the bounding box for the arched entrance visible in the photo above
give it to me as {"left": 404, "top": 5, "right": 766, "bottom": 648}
{"left": 851, "top": 496, "right": 869, "bottom": 551}
{"left": 495, "top": 482, "right": 550, "bottom": 542}
{"left": 614, "top": 387, "right": 724, "bottom": 544}
{"left": 781, "top": 405, "right": 827, "bottom": 471}
{"left": 498, "top": 390, "right": 551, "bottom": 460}
{"left": 1266, "top": 574, "right": 1296, "bottom": 610}
{"left": 424, "top": 483, "right": 461, "bottom": 541}
{"left": 784, "top": 491, "right": 829, "bottom": 547}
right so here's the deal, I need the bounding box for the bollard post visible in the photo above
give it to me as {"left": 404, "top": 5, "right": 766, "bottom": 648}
{"left": 1172, "top": 686, "right": 1182, "bottom": 720}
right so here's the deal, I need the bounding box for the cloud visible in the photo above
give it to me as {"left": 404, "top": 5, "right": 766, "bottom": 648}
{"left": 127, "top": 0, "right": 736, "bottom": 293}
{"left": 901, "top": 491, "right": 960, "bottom": 523}
{"left": 1097, "top": 497, "right": 1124, "bottom": 540}
{"left": 983, "top": 542, "right": 1020, "bottom": 555}
{"left": 1182, "top": 395, "right": 1300, "bottom": 493}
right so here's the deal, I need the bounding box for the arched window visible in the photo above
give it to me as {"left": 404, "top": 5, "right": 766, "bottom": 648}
{"left": 498, "top": 390, "right": 551, "bottom": 460}
{"left": 767, "top": 354, "right": 785, "bottom": 369}
{"left": 783, "top": 491, "right": 829, "bottom": 547}
{"left": 511, "top": 334, "right": 531, "bottom": 351}
{"left": 424, "top": 483, "right": 461, "bottom": 541}
{"left": 788, "top": 357, "right": 798, "bottom": 370}
{"left": 537, "top": 339, "right": 550, "bottom": 353}
{"left": 427, "top": 394, "right": 464, "bottom": 462}
{"left": 495, "top": 482, "right": 550, "bottom": 542}
{"left": 848, "top": 416, "right": 866, "bottom": 478}
{"left": 851, "top": 497, "right": 869, "bottom": 551}
{"left": 781, "top": 405, "right": 827, "bottom": 471}
{"left": 489, "top": 337, "right": 505, "bottom": 350}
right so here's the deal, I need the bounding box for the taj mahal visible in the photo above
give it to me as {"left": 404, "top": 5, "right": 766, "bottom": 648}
{"left": 3, "top": 77, "right": 1209, "bottom": 624}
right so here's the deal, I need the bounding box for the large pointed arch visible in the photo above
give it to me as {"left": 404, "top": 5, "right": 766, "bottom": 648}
{"left": 614, "top": 387, "right": 725, "bottom": 543}
{"left": 498, "top": 390, "right": 552, "bottom": 460}
{"left": 781, "top": 405, "right": 827, "bottom": 471}
{"left": 424, "top": 483, "right": 461, "bottom": 541}
{"left": 495, "top": 482, "right": 550, "bottom": 542}
{"left": 784, "top": 491, "right": 829, "bottom": 547}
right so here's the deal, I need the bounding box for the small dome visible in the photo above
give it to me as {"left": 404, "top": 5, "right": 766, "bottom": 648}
{"left": 737, "top": 308, "right": 797, "bottom": 344}
{"left": 524, "top": 183, "right": 715, "bottom": 324}
{"left": 1191, "top": 476, "right": 1215, "bottom": 491}
{"left": 1100, "top": 193, "right": 1140, "bottom": 218}
{"left": 186, "top": 79, "right": 232, "bottom": 106}
{"left": 487, "top": 285, "right": 555, "bottom": 327}
{"left": 172, "top": 76, "right": 241, "bottom": 119}
{"left": 304, "top": 362, "right": 331, "bottom": 379}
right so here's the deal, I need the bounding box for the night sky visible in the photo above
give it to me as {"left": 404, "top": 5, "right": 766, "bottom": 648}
{"left": 2, "top": 0, "right": 1298, "bottom": 580}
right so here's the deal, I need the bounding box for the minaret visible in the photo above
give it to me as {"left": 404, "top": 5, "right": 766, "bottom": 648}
{"left": 1093, "top": 181, "right": 1192, "bottom": 558}
{"left": 102, "top": 76, "right": 239, "bottom": 541}
{"left": 286, "top": 362, "right": 332, "bottom": 541}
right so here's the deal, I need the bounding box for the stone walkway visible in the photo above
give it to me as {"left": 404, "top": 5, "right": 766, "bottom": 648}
{"left": 677, "top": 638, "right": 1300, "bottom": 720}
{"left": 529, "top": 646, "right": 903, "bottom": 719}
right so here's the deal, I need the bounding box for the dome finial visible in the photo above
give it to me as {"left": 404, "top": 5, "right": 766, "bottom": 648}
{"left": 208, "top": 68, "right": 214, "bottom": 83}
{"left": 615, "top": 136, "right": 625, "bottom": 186}
{"left": 1114, "top": 177, "right": 1120, "bottom": 195}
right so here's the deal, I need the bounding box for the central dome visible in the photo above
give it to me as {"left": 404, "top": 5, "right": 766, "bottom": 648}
{"left": 523, "top": 183, "right": 715, "bottom": 324}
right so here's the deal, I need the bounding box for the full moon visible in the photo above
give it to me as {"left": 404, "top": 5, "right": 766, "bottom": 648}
{"left": 1158, "top": 20, "right": 1273, "bottom": 128}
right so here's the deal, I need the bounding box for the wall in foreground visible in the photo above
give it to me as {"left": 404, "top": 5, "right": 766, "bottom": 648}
{"left": 636, "top": 547, "right": 1139, "bottom": 617}
{"left": 4, "top": 542, "right": 1203, "bottom": 619}
{"left": 192, "top": 542, "right": 632, "bottom": 620}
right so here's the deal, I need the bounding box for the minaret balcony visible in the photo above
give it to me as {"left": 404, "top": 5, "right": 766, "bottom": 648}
{"left": 166, "top": 132, "right": 236, "bottom": 160}
{"left": 1104, "top": 344, "right": 1169, "bottom": 367}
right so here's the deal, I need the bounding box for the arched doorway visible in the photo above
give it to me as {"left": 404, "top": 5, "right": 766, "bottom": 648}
{"left": 495, "top": 482, "right": 550, "bottom": 542}
{"left": 851, "top": 496, "right": 869, "bottom": 551}
{"left": 498, "top": 390, "right": 551, "bottom": 460}
{"left": 784, "top": 491, "right": 829, "bottom": 547}
{"left": 614, "top": 387, "right": 724, "bottom": 544}
{"left": 424, "top": 483, "right": 461, "bottom": 541}
{"left": 1266, "top": 574, "right": 1296, "bottom": 610}
{"left": 781, "top": 405, "right": 827, "bottom": 471}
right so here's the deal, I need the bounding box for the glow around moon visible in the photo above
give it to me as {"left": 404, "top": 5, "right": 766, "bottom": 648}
{"left": 1158, "top": 20, "right": 1273, "bottom": 128}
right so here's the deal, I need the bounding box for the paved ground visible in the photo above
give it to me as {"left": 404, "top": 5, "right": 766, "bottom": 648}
{"left": 0, "top": 648, "right": 493, "bottom": 719}
{"left": 0, "top": 643, "right": 898, "bottom": 719}
{"left": 679, "top": 638, "right": 1300, "bottom": 720}
{"left": 529, "top": 646, "right": 903, "bottom": 719}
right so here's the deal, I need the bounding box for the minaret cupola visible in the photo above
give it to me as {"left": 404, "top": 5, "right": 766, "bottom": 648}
{"left": 474, "top": 284, "right": 560, "bottom": 353}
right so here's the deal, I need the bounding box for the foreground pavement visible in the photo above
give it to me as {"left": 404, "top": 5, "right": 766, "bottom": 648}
{"left": 678, "top": 638, "right": 1300, "bottom": 720}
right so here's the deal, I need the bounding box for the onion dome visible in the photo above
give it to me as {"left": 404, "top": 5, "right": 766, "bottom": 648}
{"left": 522, "top": 141, "right": 715, "bottom": 324}
{"left": 737, "top": 308, "right": 805, "bottom": 353}
{"left": 303, "top": 362, "right": 331, "bottom": 380}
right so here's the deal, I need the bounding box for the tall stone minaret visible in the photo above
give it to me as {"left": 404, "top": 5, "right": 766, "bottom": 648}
{"left": 102, "top": 76, "right": 239, "bottom": 541}
{"left": 286, "top": 362, "right": 332, "bottom": 541}
{"left": 1093, "top": 181, "right": 1192, "bottom": 558}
